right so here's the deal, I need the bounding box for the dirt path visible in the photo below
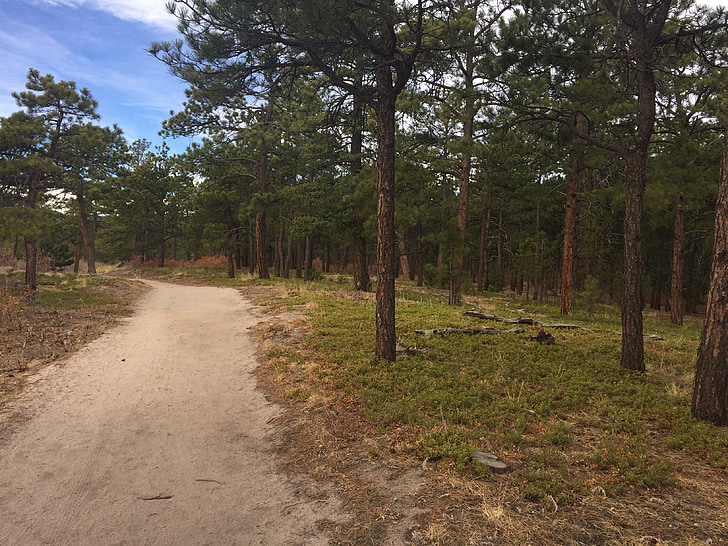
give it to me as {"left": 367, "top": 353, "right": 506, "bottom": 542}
{"left": 0, "top": 280, "right": 342, "bottom": 545}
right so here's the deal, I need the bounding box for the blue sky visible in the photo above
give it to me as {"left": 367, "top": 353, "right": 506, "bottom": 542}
{"left": 0, "top": 0, "right": 195, "bottom": 155}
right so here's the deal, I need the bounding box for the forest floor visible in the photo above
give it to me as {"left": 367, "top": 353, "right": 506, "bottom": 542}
{"left": 1, "top": 270, "right": 726, "bottom": 544}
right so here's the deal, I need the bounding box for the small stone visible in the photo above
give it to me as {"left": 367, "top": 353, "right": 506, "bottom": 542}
{"left": 473, "top": 451, "right": 509, "bottom": 473}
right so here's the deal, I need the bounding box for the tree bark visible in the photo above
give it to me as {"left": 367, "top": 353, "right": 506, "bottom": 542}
{"left": 670, "top": 196, "right": 685, "bottom": 325}
{"left": 284, "top": 212, "right": 293, "bottom": 278}
{"left": 256, "top": 101, "right": 273, "bottom": 280}
{"left": 274, "top": 224, "right": 282, "bottom": 277}
{"left": 226, "top": 231, "right": 236, "bottom": 279}
{"left": 450, "top": 59, "right": 475, "bottom": 307}
{"left": 304, "top": 235, "right": 313, "bottom": 281}
{"left": 350, "top": 92, "right": 371, "bottom": 292}
{"left": 396, "top": 230, "right": 410, "bottom": 281}
{"left": 437, "top": 173, "right": 449, "bottom": 283}
{"left": 24, "top": 233, "right": 37, "bottom": 295}
{"left": 296, "top": 239, "right": 304, "bottom": 278}
{"left": 497, "top": 208, "right": 503, "bottom": 277}
{"left": 248, "top": 217, "right": 256, "bottom": 276}
{"left": 621, "top": 151, "right": 647, "bottom": 371}
{"left": 374, "top": 75, "right": 397, "bottom": 361}
{"left": 477, "top": 173, "right": 489, "bottom": 292}
{"left": 692, "top": 120, "right": 728, "bottom": 425}
{"left": 76, "top": 190, "right": 97, "bottom": 274}
{"left": 416, "top": 222, "right": 425, "bottom": 287}
{"left": 157, "top": 209, "right": 165, "bottom": 268}
{"left": 561, "top": 155, "right": 581, "bottom": 315}
{"left": 23, "top": 172, "right": 42, "bottom": 297}
{"left": 601, "top": 0, "right": 666, "bottom": 372}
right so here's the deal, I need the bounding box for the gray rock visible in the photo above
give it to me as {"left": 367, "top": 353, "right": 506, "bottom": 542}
{"left": 473, "top": 451, "right": 509, "bottom": 473}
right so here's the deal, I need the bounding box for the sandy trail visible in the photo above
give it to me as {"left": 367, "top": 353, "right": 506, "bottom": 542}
{"left": 0, "top": 280, "right": 339, "bottom": 545}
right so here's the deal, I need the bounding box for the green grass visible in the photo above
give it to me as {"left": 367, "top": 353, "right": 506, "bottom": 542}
{"left": 36, "top": 289, "right": 127, "bottom": 312}
{"left": 136, "top": 267, "right": 727, "bottom": 505}
{"left": 34, "top": 275, "right": 130, "bottom": 313}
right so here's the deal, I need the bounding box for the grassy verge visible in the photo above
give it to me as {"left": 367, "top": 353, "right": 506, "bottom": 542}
{"left": 138, "top": 267, "right": 728, "bottom": 508}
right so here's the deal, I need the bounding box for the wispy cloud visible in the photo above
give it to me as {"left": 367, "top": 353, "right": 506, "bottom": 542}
{"left": 31, "top": 0, "right": 179, "bottom": 31}
{"left": 1, "top": 0, "right": 190, "bottom": 153}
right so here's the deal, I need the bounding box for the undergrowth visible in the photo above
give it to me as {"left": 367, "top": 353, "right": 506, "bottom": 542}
{"left": 148, "top": 268, "right": 728, "bottom": 507}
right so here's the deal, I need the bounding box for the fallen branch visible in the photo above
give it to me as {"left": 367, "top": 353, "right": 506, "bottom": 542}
{"left": 138, "top": 494, "right": 173, "bottom": 501}
{"left": 415, "top": 327, "right": 525, "bottom": 336}
{"left": 463, "top": 310, "right": 537, "bottom": 324}
{"left": 396, "top": 340, "right": 428, "bottom": 354}
{"left": 195, "top": 478, "right": 224, "bottom": 485}
{"left": 463, "top": 310, "right": 595, "bottom": 333}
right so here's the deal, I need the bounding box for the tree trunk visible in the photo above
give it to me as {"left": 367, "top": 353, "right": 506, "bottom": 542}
{"left": 248, "top": 218, "right": 256, "bottom": 276}
{"left": 450, "top": 66, "right": 475, "bottom": 307}
{"left": 304, "top": 235, "right": 313, "bottom": 281}
{"left": 73, "top": 245, "right": 81, "bottom": 274}
{"left": 374, "top": 77, "right": 397, "bottom": 361}
{"left": 76, "top": 190, "right": 97, "bottom": 274}
{"left": 416, "top": 222, "right": 425, "bottom": 287}
{"left": 325, "top": 238, "right": 331, "bottom": 272}
{"left": 396, "top": 230, "right": 410, "bottom": 281}
{"left": 652, "top": 258, "right": 662, "bottom": 311}
{"left": 477, "top": 174, "right": 489, "bottom": 292}
{"left": 157, "top": 209, "right": 165, "bottom": 268}
{"left": 296, "top": 239, "right": 304, "bottom": 278}
{"left": 274, "top": 224, "right": 282, "bottom": 277}
{"left": 692, "top": 120, "right": 728, "bottom": 425}
{"left": 350, "top": 92, "right": 371, "bottom": 292}
{"left": 670, "top": 196, "right": 685, "bottom": 325}
{"left": 24, "top": 233, "right": 37, "bottom": 296}
{"left": 256, "top": 102, "right": 273, "bottom": 280}
{"left": 497, "top": 208, "right": 503, "bottom": 277}
{"left": 437, "top": 173, "right": 449, "bottom": 283}
{"left": 23, "top": 172, "right": 41, "bottom": 296}
{"left": 284, "top": 222, "right": 293, "bottom": 279}
{"left": 352, "top": 231, "right": 370, "bottom": 291}
{"left": 561, "top": 155, "right": 581, "bottom": 315}
{"left": 226, "top": 231, "right": 236, "bottom": 279}
{"left": 605, "top": 0, "right": 664, "bottom": 372}
{"left": 621, "top": 151, "right": 647, "bottom": 371}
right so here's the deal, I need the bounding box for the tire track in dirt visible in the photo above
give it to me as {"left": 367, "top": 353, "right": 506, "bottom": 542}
{"left": 0, "top": 280, "right": 343, "bottom": 545}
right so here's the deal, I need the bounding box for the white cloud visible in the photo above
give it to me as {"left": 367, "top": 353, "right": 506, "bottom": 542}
{"left": 33, "top": 0, "right": 179, "bottom": 31}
